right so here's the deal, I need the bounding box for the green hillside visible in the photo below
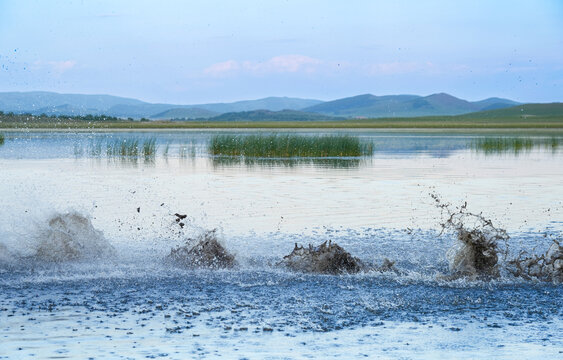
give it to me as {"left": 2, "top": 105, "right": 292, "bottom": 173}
{"left": 1, "top": 103, "right": 561, "bottom": 129}
{"left": 0, "top": 91, "right": 324, "bottom": 119}
{"left": 150, "top": 107, "right": 218, "bottom": 120}
{"left": 303, "top": 93, "right": 519, "bottom": 118}
{"left": 207, "top": 109, "right": 338, "bottom": 122}
{"left": 458, "top": 103, "right": 563, "bottom": 119}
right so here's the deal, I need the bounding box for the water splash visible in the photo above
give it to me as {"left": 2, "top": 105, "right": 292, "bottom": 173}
{"left": 432, "top": 194, "right": 509, "bottom": 280}
{"left": 277, "top": 240, "right": 364, "bottom": 274}
{"left": 508, "top": 238, "right": 563, "bottom": 284}
{"left": 166, "top": 229, "right": 236, "bottom": 269}
{"left": 33, "top": 212, "right": 115, "bottom": 262}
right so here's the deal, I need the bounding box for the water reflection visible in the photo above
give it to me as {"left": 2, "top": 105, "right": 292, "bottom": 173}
{"left": 211, "top": 156, "right": 364, "bottom": 168}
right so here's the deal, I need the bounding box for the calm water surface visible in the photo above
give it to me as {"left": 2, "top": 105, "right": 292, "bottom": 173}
{"left": 0, "top": 130, "right": 562, "bottom": 359}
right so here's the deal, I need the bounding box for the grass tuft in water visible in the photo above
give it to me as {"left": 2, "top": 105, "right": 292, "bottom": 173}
{"left": 106, "top": 138, "right": 140, "bottom": 157}
{"left": 0, "top": 133, "right": 4, "bottom": 146}
{"left": 210, "top": 134, "right": 373, "bottom": 158}
{"left": 73, "top": 137, "right": 158, "bottom": 162}
{"left": 471, "top": 137, "right": 561, "bottom": 154}
{"left": 142, "top": 138, "right": 157, "bottom": 157}
{"left": 88, "top": 138, "right": 104, "bottom": 157}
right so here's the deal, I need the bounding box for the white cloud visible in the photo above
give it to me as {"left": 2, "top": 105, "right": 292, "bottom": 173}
{"left": 366, "top": 61, "right": 435, "bottom": 75}
{"left": 48, "top": 60, "right": 77, "bottom": 74}
{"left": 203, "top": 55, "right": 322, "bottom": 77}
{"left": 247, "top": 55, "right": 321, "bottom": 73}
{"left": 203, "top": 60, "right": 240, "bottom": 76}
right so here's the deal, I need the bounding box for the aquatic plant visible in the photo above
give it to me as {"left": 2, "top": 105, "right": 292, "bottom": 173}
{"left": 142, "top": 137, "right": 157, "bottom": 157}
{"left": 88, "top": 138, "right": 104, "bottom": 157}
{"left": 209, "top": 134, "right": 374, "bottom": 158}
{"left": 107, "top": 138, "right": 140, "bottom": 157}
{"left": 72, "top": 136, "right": 158, "bottom": 161}
{"left": 471, "top": 136, "right": 561, "bottom": 154}
{"left": 0, "top": 133, "right": 4, "bottom": 146}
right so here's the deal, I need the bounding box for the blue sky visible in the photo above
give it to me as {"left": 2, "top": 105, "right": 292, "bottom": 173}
{"left": 0, "top": 0, "right": 562, "bottom": 103}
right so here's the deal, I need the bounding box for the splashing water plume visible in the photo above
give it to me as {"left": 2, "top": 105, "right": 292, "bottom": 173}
{"left": 34, "top": 212, "right": 115, "bottom": 262}
{"left": 166, "top": 229, "right": 236, "bottom": 269}
{"left": 277, "top": 240, "right": 363, "bottom": 274}
{"left": 432, "top": 194, "right": 508, "bottom": 280}
{"left": 508, "top": 238, "right": 563, "bottom": 284}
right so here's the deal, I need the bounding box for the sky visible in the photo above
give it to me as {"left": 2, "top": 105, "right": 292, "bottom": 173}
{"left": 0, "top": 0, "right": 562, "bottom": 104}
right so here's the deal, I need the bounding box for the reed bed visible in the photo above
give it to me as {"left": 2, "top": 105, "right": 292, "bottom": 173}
{"left": 0, "top": 133, "right": 4, "bottom": 146}
{"left": 106, "top": 138, "right": 140, "bottom": 157}
{"left": 471, "top": 137, "right": 560, "bottom": 154}
{"left": 209, "top": 134, "right": 373, "bottom": 158}
{"left": 73, "top": 137, "right": 159, "bottom": 161}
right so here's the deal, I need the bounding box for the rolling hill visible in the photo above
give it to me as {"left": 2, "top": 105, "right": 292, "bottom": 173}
{"left": 0, "top": 92, "right": 323, "bottom": 119}
{"left": 0, "top": 91, "right": 529, "bottom": 119}
{"left": 149, "top": 107, "right": 219, "bottom": 120}
{"left": 458, "top": 102, "right": 563, "bottom": 119}
{"left": 304, "top": 93, "right": 519, "bottom": 117}
{"left": 205, "top": 109, "right": 338, "bottom": 122}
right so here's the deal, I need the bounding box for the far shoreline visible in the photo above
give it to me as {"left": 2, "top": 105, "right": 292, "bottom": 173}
{"left": 1, "top": 126, "right": 563, "bottom": 135}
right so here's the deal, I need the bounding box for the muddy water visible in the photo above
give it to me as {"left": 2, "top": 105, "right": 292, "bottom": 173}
{"left": 0, "top": 130, "right": 562, "bottom": 358}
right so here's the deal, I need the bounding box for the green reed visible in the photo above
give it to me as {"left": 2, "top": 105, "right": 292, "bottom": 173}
{"left": 73, "top": 137, "right": 158, "bottom": 161}
{"left": 142, "top": 138, "right": 157, "bottom": 157}
{"left": 0, "top": 133, "right": 4, "bottom": 146}
{"left": 209, "top": 134, "right": 374, "bottom": 158}
{"left": 471, "top": 137, "right": 561, "bottom": 154}
{"left": 106, "top": 138, "right": 140, "bottom": 157}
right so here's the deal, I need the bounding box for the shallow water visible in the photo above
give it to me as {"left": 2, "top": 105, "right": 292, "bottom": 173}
{"left": 0, "top": 130, "right": 562, "bottom": 358}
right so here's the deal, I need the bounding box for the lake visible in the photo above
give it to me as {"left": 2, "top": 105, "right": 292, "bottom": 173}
{"left": 0, "top": 129, "right": 562, "bottom": 359}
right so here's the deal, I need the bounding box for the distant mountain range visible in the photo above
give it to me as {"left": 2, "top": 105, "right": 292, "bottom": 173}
{"left": 0, "top": 92, "right": 322, "bottom": 119}
{"left": 0, "top": 91, "right": 522, "bottom": 119}
{"left": 458, "top": 102, "right": 563, "bottom": 119}
{"left": 302, "top": 93, "right": 520, "bottom": 117}
{"left": 207, "top": 109, "right": 337, "bottom": 122}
